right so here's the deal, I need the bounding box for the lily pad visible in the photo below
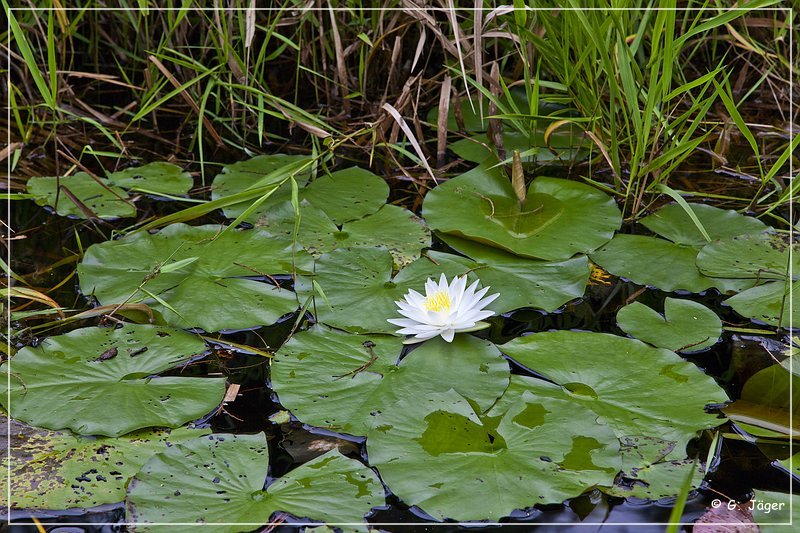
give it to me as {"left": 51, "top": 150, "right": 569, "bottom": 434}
{"left": 27, "top": 172, "right": 135, "bottom": 219}
{"left": 590, "top": 234, "right": 751, "bottom": 293}
{"left": 296, "top": 248, "right": 476, "bottom": 334}
{"left": 105, "top": 162, "right": 194, "bottom": 196}
{"left": 27, "top": 162, "right": 193, "bottom": 219}
{"left": 616, "top": 298, "right": 722, "bottom": 352}
{"left": 601, "top": 459, "right": 704, "bottom": 500}
{"left": 723, "top": 363, "right": 800, "bottom": 437}
{"left": 1, "top": 418, "right": 209, "bottom": 510}
{"left": 725, "top": 280, "right": 799, "bottom": 328}
{"left": 126, "top": 433, "right": 384, "bottom": 532}
{"left": 0, "top": 324, "right": 226, "bottom": 436}
{"left": 641, "top": 203, "right": 769, "bottom": 247}
{"left": 751, "top": 490, "right": 798, "bottom": 531}
{"left": 697, "top": 233, "right": 797, "bottom": 281}
{"left": 214, "top": 162, "right": 386, "bottom": 224}
{"left": 439, "top": 233, "right": 590, "bottom": 312}
{"left": 78, "top": 223, "right": 310, "bottom": 332}
{"left": 423, "top": 163, "right": 621, "bottom": 260}
{"left": 501, "top": 330, "right": 729, "bottom": 461}
{"left": 258, "top": 203, "right": 431, "bottom": 268}
{"left": 210, "top": 154, "right": 313, "bottom": 217}
{"left": 366, "top": 381, "right": 621, "bottom": 521}
{"left": 271, "top": 327, "right": 509, "bottom": 436}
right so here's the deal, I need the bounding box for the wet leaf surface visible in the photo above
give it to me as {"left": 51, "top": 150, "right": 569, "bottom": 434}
{"left": 126, "top": 433, "right": 383, "bottom": 532}
{"left": 0, "top": 324, "right": 225, "bottom": 436}
{"left": 617, "top": 298, "right": 722, "bottom": 352}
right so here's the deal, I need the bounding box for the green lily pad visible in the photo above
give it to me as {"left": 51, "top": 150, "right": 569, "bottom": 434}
{"left": 214, "top": 162, "right": 386, "bottom": 224}
{"left": 210, "top": 154, "right": 313, "bottom": 216}
{"left": 105, "top": 162, "right": 193, "bottom": 196}
{"left": 601, "top": 459, "right": 704, "bottom": 500}
{"left": 501, "top": 330, "right": 729, "bottom": 461}
{"left": 366, "top": 381, "right": 621, "bottom": 521}
{"left": 616, "top": 298, "right": 722, "bottom": 352}
{"left": 641, "top": 203, "right": 769, "bottom": 247}
{"left": 1, "top": 417, "right": 209, "bottom": 510}
{"left": 439, "top": 233, "right": 590, "bottom": 312}
{"left": 27, "top": 172, "right": 135, "bottom": 219}
{"left": 296, "top": 248, "right": 476, "bottom": 334}
{"left": 0, "top": 324, "right": 225, "bottom": 436}
{"left": 726, "top": 280, "right": 799, "bottom": 328}
{"left": 78, "top": 223, "right": 310, "bottom": 332}
{"left": 423, "top": 164, "right": 621, "bottom": 260}
{"left": 697, "top": 233, "right": 796, "bottom": 281}
{"left": 590, "top": 234, "right": 751, "bottom": 293}
{"left": 449, "top": 129, "right": 589, "bottom": 165}
{"left": 258, "top": 203, "right": 431, "bottom": 268}
{"left": 271, "top": 327, "right": 509, "bottom": 436}
{"left": 126, "top": 433, "right": 384, "bottom": 532}
{"left": 298, "top": 166, "right": 390, "bottom": 224}
{"left": 27, "top": 162, "right": 193, "bottom": 219}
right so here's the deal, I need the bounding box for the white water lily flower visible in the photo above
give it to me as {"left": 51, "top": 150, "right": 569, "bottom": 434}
{"left": 388, "top": 274, "right": 499, "bottom": 344}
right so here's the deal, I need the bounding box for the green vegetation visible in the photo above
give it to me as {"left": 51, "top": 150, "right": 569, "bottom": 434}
{"left": 3, "top": 1, "right": 797, "bottom": 530}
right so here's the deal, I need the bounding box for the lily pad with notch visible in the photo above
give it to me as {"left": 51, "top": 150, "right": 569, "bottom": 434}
{"left": 271, "top": 327, "right": 510, "bottom": 437}
{"left": 0, "top": 324, "right": 226, "bottom": 436}
{"left": 501, "top": 330, "right": 729, "bottom": 462}
{"left": 1, "top": 417, "right": 210, "bottom": 510}
{"left": 366, "top": 381, "right": 621, "bottom": 521}
{"left": 126, "top": 433, "right": 384, "bottom": 532}
{"left": 78, "top": 223, "right": 310, "bottom": 332}
{"left": 616, "top": 298, "right": 722, "bottom": 353}
{"left": 423, "top": 163, "right": 621, "bottom": 261}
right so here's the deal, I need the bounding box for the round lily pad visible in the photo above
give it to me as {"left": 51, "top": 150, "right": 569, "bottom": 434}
{"left": 78, "top": 223, "right": 310, "bottom": 332}
{"left": 366, "top": 381, "right": 621, "bottom": 521}
{"left": 641, "top": 203, "right": 769, "bottom": 247}
{"left": 590, "top": 234, "right": 750, "bottom": 293}
{"left": 27, "top": 172, "right": 135, "bottom": 219}
{"left": 2, "top": 419, "right": 209, "bottom": 510}
{"left": 617, "top": 298, "right": 722, "bottom": 352}
{"left": 272, "top": 327, "right": 509, "bottom": 436}
{"left": 0, "top": 324, "right": 226, "bottom": 436}
{"left": 126, "top": 433, "right": 384, "bottom": 531}
{"left": 258, "top": 204, "right": 430, "bottom": 269}
{"left": 296, "top": 248, "right": 476, "bottom": 334}
{"left": 501, "top": 330, "right": 729, "bottom": 461}
{"left": 423, "top": 164, "right": 621, "bottom": 260}
{"left": 438, "top": 233, "right": 590, "bottom": 312}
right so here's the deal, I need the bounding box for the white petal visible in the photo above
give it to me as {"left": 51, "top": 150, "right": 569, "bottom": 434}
{"left": 413, "top": 329, "right": 444, "bottom": 341}
{"left": 476, "top": 291, "right": 500, "bottom": 308}
{"left": 424, "top": 277, "right": 438, "bottom": 297}
{"left": 449, "top": 275, "right": 468, "bottom": 309}
{"left": 396, "top": 307, "right": 428, "bottom": 321}
{"left": 387, "top": 318, "right": 424, "bottom": 327}
{"left": 405, "top": 289, "right": 425, "bottom": 307}
{"left": 440, "top": 328, "right": 455, "bottom": 342}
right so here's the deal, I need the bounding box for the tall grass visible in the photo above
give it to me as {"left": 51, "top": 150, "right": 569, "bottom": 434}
{"left": 3, "top": 0, "right": 795, "bottom": 220}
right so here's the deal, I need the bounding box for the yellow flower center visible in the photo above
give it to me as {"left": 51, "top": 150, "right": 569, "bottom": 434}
{"left": 424, "top": 290, "right": 451, "bottom": 312}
